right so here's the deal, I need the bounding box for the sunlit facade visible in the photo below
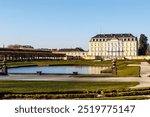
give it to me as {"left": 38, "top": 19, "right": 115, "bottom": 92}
{"left": 89, "top": 34, "right": 138, "bottom": 58}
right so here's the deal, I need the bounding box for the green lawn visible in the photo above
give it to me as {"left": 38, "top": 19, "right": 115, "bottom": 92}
{"left": 0, "top": 62, "right": 37, "bottom": 68}
{"left": 0, "top": 60, "right": 112, "bottom": 67}
{"left": 37, "top": 60, "right": 112, "bottom": 66}
{"left": 0, "top": 81, "right": 138, "bottom": 93}
{"left": 117, "top": 66, "right": 140, "bottom": 77}
{"left": 116, "top": 60, "right": 140, "bottom": 77}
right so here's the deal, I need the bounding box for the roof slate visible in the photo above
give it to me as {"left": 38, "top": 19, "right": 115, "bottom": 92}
{"left": 92, "top": 33, "right": 135, "bottom": 38}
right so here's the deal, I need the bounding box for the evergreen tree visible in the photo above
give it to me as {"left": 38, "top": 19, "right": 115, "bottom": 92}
{"left": 139, "top": 34, "right": 148, "bottom": 55}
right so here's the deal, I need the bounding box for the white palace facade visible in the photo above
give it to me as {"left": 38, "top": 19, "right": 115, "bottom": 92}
{"left": 89, "top": 33, "right": 138, "bottom": 58}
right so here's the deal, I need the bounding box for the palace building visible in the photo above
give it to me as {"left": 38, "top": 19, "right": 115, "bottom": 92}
{"left": 52, "top": 48, "right": 88, "bottom": 60}
{"left": 89, "top": 33, "right": 138, "bottom": 58}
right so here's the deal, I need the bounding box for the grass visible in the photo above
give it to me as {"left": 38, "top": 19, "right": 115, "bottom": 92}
{"left": 117, "top": 66, "right": 140, "bottom": 77}
{"left": 0, "top": 80, "right": 140, "bottom": 99}
{"left": 0, "top": 81, "right": 138, "bottom": 93}
{"left": 116, "top": 60, "right": 140, "bottom": 66}
{"left": 46, "top": 60, "right": 111, "bottom": 66}
{"left": 0, "top": 60, "right": 112, "bottom": 67}
{"left": 0, "top": 62, "right": 37, "bottom": 68}
{"left": 116, "top": 60, "right": 140, "bottom": 77}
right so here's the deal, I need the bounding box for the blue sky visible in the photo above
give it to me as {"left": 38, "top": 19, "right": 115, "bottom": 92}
{"left": 0, "top": 0, "right": 150, "bottom": 49}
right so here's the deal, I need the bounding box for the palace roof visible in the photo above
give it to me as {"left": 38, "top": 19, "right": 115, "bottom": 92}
{"left": 92, "top": 33, "right": 135, "bottom": 38}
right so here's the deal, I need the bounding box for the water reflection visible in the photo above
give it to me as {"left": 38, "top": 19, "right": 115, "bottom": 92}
{"left": 8, "top": 66, "right": 110, "bottom": 74}
{"left": 88, "top": 66, "right": 109, "bottom": 74}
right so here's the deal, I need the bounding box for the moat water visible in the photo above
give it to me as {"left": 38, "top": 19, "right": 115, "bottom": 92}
{"left": 8, "top": 66, "right": 109, "bottom": 74}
